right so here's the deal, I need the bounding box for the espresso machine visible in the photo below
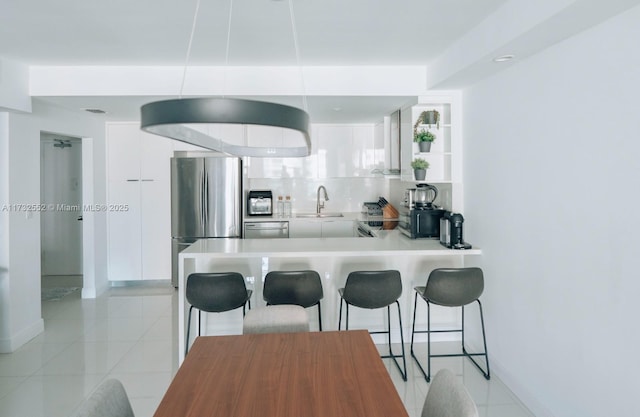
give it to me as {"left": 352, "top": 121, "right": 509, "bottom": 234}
{"left": 440, "top": 211, "right": 472, "bottom": 249}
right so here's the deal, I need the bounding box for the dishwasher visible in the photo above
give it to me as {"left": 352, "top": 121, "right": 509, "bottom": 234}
{"left": 244, "top": 221, "right": 289, "bottom": 239}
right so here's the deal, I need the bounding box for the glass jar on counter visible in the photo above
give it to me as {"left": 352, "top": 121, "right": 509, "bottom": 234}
{"left": 284, "top": 196, "right": 292, "bottom": 217}
{"left": 276, "top": 196, "right": 284, "bottom": 217}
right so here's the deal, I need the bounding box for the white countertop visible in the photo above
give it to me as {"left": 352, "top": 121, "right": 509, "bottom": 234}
{"left": 182, "top": 230, "right": 480, "bottom": 258}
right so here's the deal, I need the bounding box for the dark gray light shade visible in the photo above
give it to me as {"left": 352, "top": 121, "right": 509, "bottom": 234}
{"left": 140, "top": 97, "right": 311, "bottom": 157}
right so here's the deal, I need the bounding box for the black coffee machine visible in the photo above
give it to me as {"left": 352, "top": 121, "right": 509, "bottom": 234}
{"left": 440, "top": 211, "right": 472, "bottom": 249}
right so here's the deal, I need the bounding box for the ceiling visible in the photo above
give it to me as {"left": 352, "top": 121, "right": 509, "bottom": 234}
{"left": 0, "top": 0, "right": 508, "bottom": 122}
{"left": 1, "top": 0, "right": 507, "bottom": 66}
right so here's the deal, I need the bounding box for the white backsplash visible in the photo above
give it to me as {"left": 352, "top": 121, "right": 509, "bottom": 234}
{"left": 246, "top": 177, "right": 453, "bottom": 214}
{"left": 246, "top": 178, "right": 397, "bottom": 213}
{"left": 245, "top": 177, "right": 452, "bottom": 213}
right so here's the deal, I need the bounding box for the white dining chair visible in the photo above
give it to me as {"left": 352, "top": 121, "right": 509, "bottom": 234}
{"left": 76, "top": 379, "right": 135, "bottom": 417}
{"left": 421, "top": 369, "right": 478, "bottom": 417}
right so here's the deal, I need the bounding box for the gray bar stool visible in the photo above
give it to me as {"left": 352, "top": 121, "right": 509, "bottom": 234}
{"left": 263, "top": 270, "right": 324, "bottom": 330}
{"left": 338, "top": 270, "right": 407, "bottom": 381}
{"left": 410, "top": 267, "right": 490, "bottom": 382}
{"left": 185, "top": 272, "right": 252, "bottom": 355}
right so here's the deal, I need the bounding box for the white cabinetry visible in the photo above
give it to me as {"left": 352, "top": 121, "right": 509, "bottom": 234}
{"left": 288, "top": 219, "right": 322, "bottom": 238}
{"left": 246, "top": 124, "right": 380, "bottom": 179}
{"left": 106, "top": 123, "right": 173, "bottom": 281}
{"left": 288, "top": 219, "right": 355, "bottom": 238}
{"left": 316, "top": 124, "right": 380, "bottom": 178}
{"left": 320, "top": 220, "right": 355, "bottom": 237}
{"left": 246, "top": 125, "right": 314, "bottom": 178}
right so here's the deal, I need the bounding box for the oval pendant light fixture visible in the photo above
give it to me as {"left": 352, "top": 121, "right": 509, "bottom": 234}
{"left": 140, "top": 0, "right": 311, "bottom": 157}
{"left": 141, "top": 97, "right": 311, "bottom": 157}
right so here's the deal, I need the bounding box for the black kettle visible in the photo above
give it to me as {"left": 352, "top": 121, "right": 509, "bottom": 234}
{"left": 414, "top": 183, "right": 438, "bottom": 207}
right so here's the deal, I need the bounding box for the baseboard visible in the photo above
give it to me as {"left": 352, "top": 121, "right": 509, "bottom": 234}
{"left": 81, "top": 287, "right": 96, "bottom": 299}
{"left": 0, "top": 318, "right": 44, "bottom": 353}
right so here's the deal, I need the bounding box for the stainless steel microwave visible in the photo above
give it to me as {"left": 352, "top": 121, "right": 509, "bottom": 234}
{"left": 247, "top": 190, "right": 273, "bottom": 216}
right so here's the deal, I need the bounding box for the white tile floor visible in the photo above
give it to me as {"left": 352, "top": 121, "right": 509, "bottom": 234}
{"left": 0, "top": 284, "right": 536, "bottom": 417}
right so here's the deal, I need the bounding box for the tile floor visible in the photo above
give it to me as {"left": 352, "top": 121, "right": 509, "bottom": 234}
{"left": 0, "top": 283, "right": 535, "bottom": 417}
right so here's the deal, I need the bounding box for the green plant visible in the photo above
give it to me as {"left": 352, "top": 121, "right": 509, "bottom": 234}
{"left": 411, "top": 158, "right": 429, "bottom": 170}
{"left": 414, "top": 129, "right": 436, "bottom": 143}
{"left": 414, "top": 110, "right": 441, "bottom": 132}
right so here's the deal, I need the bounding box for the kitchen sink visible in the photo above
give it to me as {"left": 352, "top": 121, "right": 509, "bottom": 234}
{"left": 295, "top": 212, "right": 344, "bottom": 218}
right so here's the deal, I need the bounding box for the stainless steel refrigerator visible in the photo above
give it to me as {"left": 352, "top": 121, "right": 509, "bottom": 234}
{"left": 171, "top": 156, "right": 243, "bottom": 286}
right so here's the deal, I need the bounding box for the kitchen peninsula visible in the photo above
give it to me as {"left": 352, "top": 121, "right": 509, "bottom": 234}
{"left": 178, "top": 231, "right": 481, "bottom": 363}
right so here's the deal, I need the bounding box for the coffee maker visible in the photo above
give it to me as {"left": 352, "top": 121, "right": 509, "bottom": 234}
{"left": 440, "top": 211, "right": 472, "bottom": 249}
{"left": 399, "top": 184, "right": 444, "bottom": 239}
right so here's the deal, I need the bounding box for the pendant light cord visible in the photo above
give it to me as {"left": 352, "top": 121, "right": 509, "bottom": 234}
{"left": 223, "top": 0, "right": 235, "bottom": 98}
{"left": 179, "top": 0, "right": 202, "bottom": 98}
{"left": 288, "top": 0, "right": 308, "bottom": 112}
{"left": 179, "top": 0, "right": 306, "bottom": 110}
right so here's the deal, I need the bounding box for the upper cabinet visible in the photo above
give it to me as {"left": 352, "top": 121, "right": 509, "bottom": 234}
{"left": 246, "top": 124, "right": 381, "bottom": 179}
{"left": 246, "top": 125, "right": 316, "bottom": 178}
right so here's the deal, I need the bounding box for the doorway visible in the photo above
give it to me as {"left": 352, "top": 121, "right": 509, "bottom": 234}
{"left": 40, "top": 132, "right": 83, "bottom": 298}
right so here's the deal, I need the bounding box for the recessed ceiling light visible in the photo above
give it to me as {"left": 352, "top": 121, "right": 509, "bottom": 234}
{"left": 493, "top": 54, "right": 515, "bottom": 63}
{"left": 84, "top": 108, "right": 107, "bottom": 114}
{"left": 333, "top": 107, "right": 342, "bottom": 112}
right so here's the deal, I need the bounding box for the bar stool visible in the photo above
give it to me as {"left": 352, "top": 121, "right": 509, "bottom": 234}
{"left": 410, "top": 267, "right": 490, "bottom": 382}
{"left": 263, "top": 270, "right": 324, "bottom": 330}
{"left": 243, "top": 305, "right": 310, "bottom": 334}
{"left": 185, "top": 272, "right": 252, "bottom": 355}
{"left": 338, "top": 270, "right": 407, "bottom": 381}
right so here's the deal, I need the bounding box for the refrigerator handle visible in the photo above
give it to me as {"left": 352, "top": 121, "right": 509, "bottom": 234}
{"left": 203, "top": 165, "right": 209, "bottom": 230}
{"left": 200, "top": 166, "right": 206, "bottom": 235}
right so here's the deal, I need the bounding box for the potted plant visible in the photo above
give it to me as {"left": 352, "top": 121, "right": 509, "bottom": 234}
{"left": 414, "top": 129, "right": 436, "bottom": 152}
{"left": 411, "top": 158, "right": 429, "bottom": 180}
{"left": 418, "top": 110, "right": 440, "bottom": 129}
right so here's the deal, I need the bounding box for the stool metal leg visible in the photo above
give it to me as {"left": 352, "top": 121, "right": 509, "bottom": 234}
{"left": 410, "top": 292, "right": 429, "bottom": 379}
{"left": 345, "top": 303, "right": 350, "bottom": 330}
{"left": 410, "top": 292, "right": 491, "bottom": 382}
{"left": 427, "top": 299, "right": 432, "bottom": 381}
{"left": 377, "top": 301, "right": 407, "bottom": 381}
{"left": 185, "top": 305, "right": 195, "bottom": 357}
{"left": 460, "top": 300, "right": 490, "bottom": 380}
{"left": 338, "top": 299, "right": 350, "bottom": 331}
{"left": 317, "top": 302, "right": 323, "bottom": 331}
{"left": 391, "top": 301, "right": 407, "bottom": 381}
{"left": 478, "top": 300, "right": 491, "bottom": 379}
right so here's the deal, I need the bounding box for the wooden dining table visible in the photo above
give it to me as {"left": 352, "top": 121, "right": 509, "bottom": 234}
{"left": 154, "top": 330, "right": 409, "bottom": 417}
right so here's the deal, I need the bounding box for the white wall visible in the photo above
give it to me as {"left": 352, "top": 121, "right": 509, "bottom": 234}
{"left": 462, "top": 5, "right": 640, "bottom": 417}
{"left": 0, "top": 100, "right": 108, "bottom": 352}
{"left": 0, "top": 113, "right": 11, "bottom": 344}
{"left": 0, "top": 58, "right": 31, "bottom": 113}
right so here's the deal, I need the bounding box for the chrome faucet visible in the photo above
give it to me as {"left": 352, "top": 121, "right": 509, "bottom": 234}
{"left": 316, "top": 185, "right": 329, "bottom": 214}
